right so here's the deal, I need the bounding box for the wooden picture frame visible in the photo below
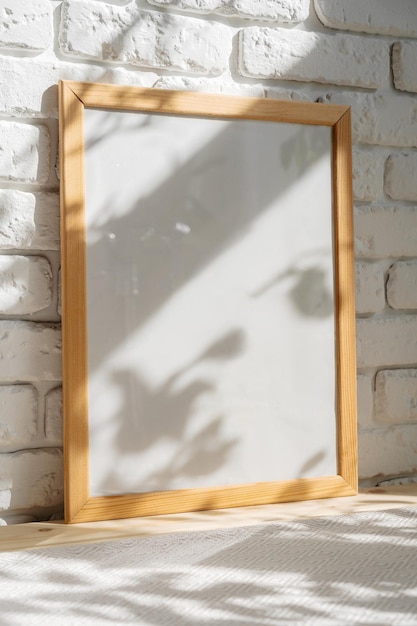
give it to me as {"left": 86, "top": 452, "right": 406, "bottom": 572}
{"left": 59, "top": 80, "right": 357, "bottom": 524}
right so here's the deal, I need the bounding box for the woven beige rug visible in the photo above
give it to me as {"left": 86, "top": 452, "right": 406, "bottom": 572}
{"left": 1, "top": 506, "right": 417, "bottom": 625}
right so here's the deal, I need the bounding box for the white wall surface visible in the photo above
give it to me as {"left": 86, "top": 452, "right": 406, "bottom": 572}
{"left": 1, "top": 0, "right": 417, "bottom": 522}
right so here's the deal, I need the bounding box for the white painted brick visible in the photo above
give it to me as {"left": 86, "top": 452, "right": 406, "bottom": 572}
{"left": 154, "top": 76, "right": 307, "bottom": 101}
{"left": 352, "top": 149, "right": 385, "bottom": 202}
{"left": 266, "top": 87, "right": 310, "bottom": 101}
{"left": 314, "top": 0, "right": 417, "bottom": 38}
{"left": 0, "top": 385, "right": 38, "bottom": 452}
{"left": 0, "top": 256, "right": 52, "bottom": 315}
{"left": 359, "top": 425, "right": 417, "bottom": 479}
{"left": 0, "top": 322, "right": 61, "bottom": 382}
{"left": 0, "top": 448, "right": 63, "bottom": 512}
{"left": 355, "top": 262, "right": 385, "bottom": 314}
{"left": 387, "top": 261, "right": 417, "bottom": 310}
{"left": 326, "top": 92, "right": 417, "bottom": 148}
{"left": 238, "top": 28, "right": 388, "bottom": 88}
{"left": 392, "top": 42, "right": 417, "bottom": 93}
{"left": 0, "top": 512, "right": 37, "bottom": 524}
{"left": 154, "top": 76, "right": 265, "bottom": 97}
{"left": 45, "top": 387, "right": 62, "bottom": 446}
{"left": 357, "top": 316, "right": 417, "bottom": 369}
{"left": 0, "top": 123, "right": 50, "bottom": 184}
{"left": 354, "top": 206, "right": 417, "bottom": 259}
{"left": 146, "top": 0, "right": 309, "bottom": 21}
{"left": 59, "top": 0, "right": 232, "bottom": 75}
{"left": 0, "top": 0, "right": 52, "bottom": 52}
{"left": 385, "top": 152, "right": 417, "bottom": 202}
{"left": 375, "top": 369, "right": 417, "bottom": 424}
{"left": 0, "top": 191, "right": 59, "bottom": 251}
{"left": 357, "top": 373, "right": 373, "bottom": 429}
{"left": 0, "top": 57, "right": 157, "bottom": 119}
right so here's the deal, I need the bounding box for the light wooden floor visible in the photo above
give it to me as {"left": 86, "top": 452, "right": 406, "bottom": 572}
{"left": 1, "top": 485, "right": 417, "bottom": 553}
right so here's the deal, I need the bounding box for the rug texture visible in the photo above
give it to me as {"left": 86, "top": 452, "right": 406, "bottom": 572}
{"left": 1, "top": 506, "right": 417, "bottom": 625}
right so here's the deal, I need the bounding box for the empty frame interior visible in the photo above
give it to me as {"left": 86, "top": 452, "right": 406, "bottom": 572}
{"left": 59, "top": 81, "right": 357, "bottom": 523}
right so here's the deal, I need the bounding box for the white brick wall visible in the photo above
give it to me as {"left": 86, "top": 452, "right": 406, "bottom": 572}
{"left": 0, "top": 123, "right": 50, "bottom": 184}
{"left": 0, "top": 191, "right": 60, "bottom": 250}
{"left": 387, "top": 262, "right": 417, "bottom": 310}
{"left": 0, "top": 256, "right": 52, "bottom": 315}
{"left": 354, "top": 206, "right": 417, "bottom": 259}
{"left": 357, "top": 317, "right": 417, "bottom": 369}
{"left": 0, "top": 385, "right": 38, "bottom": 452}
{"left": 385, "top": 152, "right": 417, "bottom": 202}
{"left": 146, "top": 0, "right": 310, "bottom": 21}
{"left": 59, "top": 1, "right": 232, "bottom": 74}
{"left": 0, "top": 322, "right": 61, "bottom": 381}
{"left": 45, "top": 387, "right": 62, "bottom": 446}
{"left": 0, "top": 449, "right": 63, "bottom": 514}
{"left": 356, "top": 374, "right": 373, "bottom": 429}
{"left": 0, "top": 0, "right": 53, "bottom": 52}
{"left": 1, "top": 0, "right": 417, "bottom": 521}
{"left": 326, "top": 92, "right": 417, "bottom": 148}
{"left": 352, "top": 149, "right": 385, "bottom": 202}
{"left": 375, "top": 370, "right": 417, "bottom": 424}
{"left": 314, "top": 0, "right": 417, "bottom": 38}
{"left": 355, "top": 262, "right": 385, "bottom": 314}
{"left": 239, "top": 28, "right": 388, "bottom": 88}
{"left": 392, "top": 42, "right": 417, "bottom": 93}
{"left": 359, "top": 426, "right": 417, "bottom": 480}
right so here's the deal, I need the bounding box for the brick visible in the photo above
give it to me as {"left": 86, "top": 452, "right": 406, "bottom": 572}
{"left": 357, "top": 373, "right": 373, "bottom": 429}
{"left": 359, "top": 425, "right": 417, "bottom": 479}
{"left": 59, "top": 0, "right": 232, "bottom": 75}
{"left": 0, "top": 191, "right": 59, "bottom": 251}
{"left": 45, "top": 387, "right": 62, "bottom": 446}
{"left": 357, "top": 316, "right": 417, "bottom": 369}
{"left": 387, "top": 261, "right": 417, "bottom": 310}
{"left": 0, "top": 448, "right": 63, "bottom": 512}
{"left": 354, "top": 206, "right": 417, "bottom": 259}
{"left": 0, "top": 322, "right": 61, "bottom": 382}
{"left": 326, "top": 92, "right": 417, "bottom": 148}
{"left": 154, "top": 76, "right": 265, "bottom": 97}
{"left": 0, "top": 57, "right": 157, "bottom": 119}
{"left": 0, "top": 122, "right": 50, "bottom": 184}
{"left": 0, "top": 0, "right": 52, "bottom": 52}
{"left": 375, "top": 369, "right": 417, "bottom": 424}
{"left": 0, "top": 256, "right": 52, "bottom": 315}
{"left": 392, "top": 42, "right": 417, "bottom": 93}
{"left": 352, "top": 149, "right": 385, "bottom": 202}
{"left": 385, "top": 152, "right": 417, "bottom": 202}
{"left": 149, "top": 77, "right": 306, "bottom": 102}
{"left": 0, "top": 512, "right": 37, "bottom": 524}
{"left": 0, "top": 385, "right": 38, "bottom": 452}
{"left": 355, "top": 262, "right": 385, "bottom": 314}
{"left": 238, "top": 28, "right": 388, "bottom": 88}
{"left": 266, "top": 87, "right": 310, "bottom": 101}
{"left": 314, "top": 0, "right": 417, "bottom": 38}
{"left": 146, "top": 0, "right": 309, "bottom": 21}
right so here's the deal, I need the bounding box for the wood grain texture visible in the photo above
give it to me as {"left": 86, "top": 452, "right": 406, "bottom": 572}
{"left": 68, "top": 476, "right": 357, "bottom": 523}
{"left": 332, "top": 110, "right": 358, "bottom": 491}
{"left": 2, "top": 485, "right": 417, "bottom": 553}
{"left": 59, "top": 81, "right": 90, "bottom": 523}
{"left": 63, "top": 81, "right": 348, "bottom": 125}
{"left": 59, "top": 81, "right": 357, "bottom": 523}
